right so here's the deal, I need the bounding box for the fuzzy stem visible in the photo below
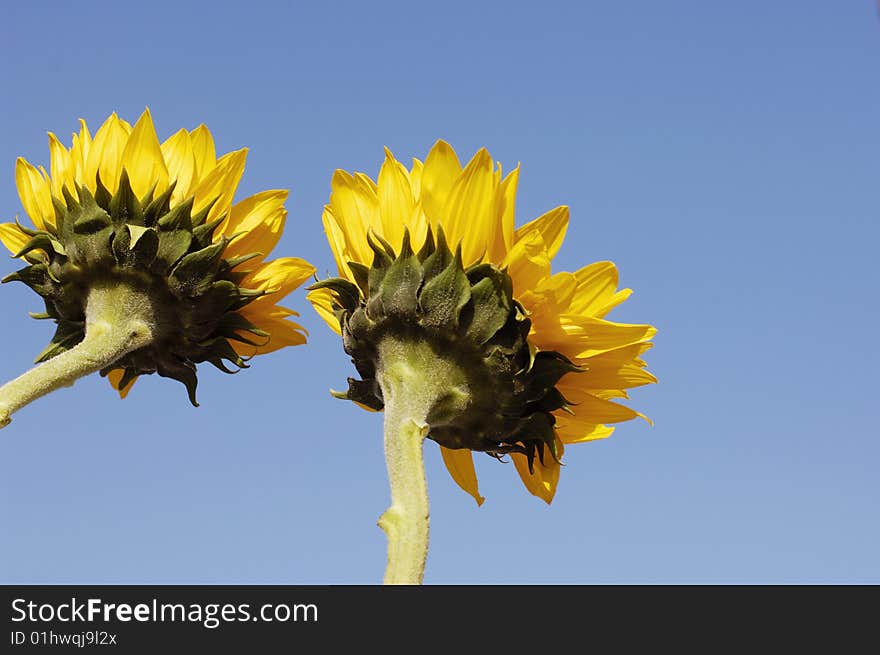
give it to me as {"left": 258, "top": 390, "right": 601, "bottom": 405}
{"left": 0, "top": 282, "right": 156, "bottom": 429}
{"left": 376, "top": 338, "right": 471, "bottom": 585}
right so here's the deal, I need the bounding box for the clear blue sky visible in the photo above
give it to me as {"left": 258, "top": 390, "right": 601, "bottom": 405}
{"left": 1, "top": 0, "right": 877, "bottom": 584}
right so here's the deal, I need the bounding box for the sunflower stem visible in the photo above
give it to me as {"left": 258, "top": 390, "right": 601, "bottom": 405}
{"left": 0, "top": 282, "right": 156, "bottom": 429}
{"left": 376, "top": 338, "right": 471, "bottom": 584}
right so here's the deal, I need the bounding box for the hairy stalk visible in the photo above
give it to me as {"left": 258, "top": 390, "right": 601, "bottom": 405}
{"left": 376, "top": 338, "right": 471, "bottom": 585}
{"left": 0, "top": 282, "right": 156, "bottom": 428}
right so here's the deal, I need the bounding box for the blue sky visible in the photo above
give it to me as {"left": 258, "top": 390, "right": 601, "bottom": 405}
{"left": 1, "top": 1, "right": 877, "bottom": 583}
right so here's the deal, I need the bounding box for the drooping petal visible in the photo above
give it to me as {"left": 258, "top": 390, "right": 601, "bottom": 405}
{"left": 514, "top": 205, "right": 569, "bottom": 259}
{"left": 555, "top": 381, "right": 650, "bottom": 424}
{"left": 0, "top": 223, "right": 30, "bottom": 255}
{"left": 329, "top": 170, "right": 377, "bottom": 267}
{"left": 221, "top": 189, "right": 285, "bottom": 261}
{"left": 501, "top": 229, "right": 552, "bottom": 295}
{"left": 440, "top": 447, "right": 485, "bottom": 506}
{"left": 242, "top": 257, "right": 317, "bottom": 310}
{"left": 106, "top": 369, "right": 137, "bottom": 399}
{"left": 553, "top": 417, "right": 615, "bottom": 444}
{"left": 559, "top": 315, "right": 657, "bottom": 360}
{"left": 568, "top": 260, "right": 634, "bottom": 318}
{"left": 307, "top": 288, "right": 342, "bottom": 336}
{"left": 15, "top": 158, "right": 54, "bottom": 231}
{"left": 192, "top": 148, "right": 247, "bottom": 224}
{"left": 237, "top": 305, "right": 308, "bottom": 355}
{"left": 576, "top": 352, "right": 658, "bottom": 390}
{"left": 511, "top": 437, "right": 564, "bottom": 504}
{"left": 322, "top": 207, "right": 354, "bottom": 279}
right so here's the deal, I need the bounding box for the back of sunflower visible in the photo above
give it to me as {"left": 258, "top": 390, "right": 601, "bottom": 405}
{"left": 309, "top": 141, "right": 657, "bottom": 584}
{"left": 0, "top": 110, "right": 314, "bottom": 427}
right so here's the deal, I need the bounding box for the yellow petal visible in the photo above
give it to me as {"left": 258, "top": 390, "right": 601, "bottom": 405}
{"left": 440, "top": 447, "right": 485, "bottom": 506}
{"left": 106, "top": 369, "right": 137, "bottom": 399}
{"left": 47, "top": 132, "right": 73, "bottom": 198}
{"left": 329, "top": 169, "right": 377, "bottom": 266}
{"left": 562, "top": 316, "right": 656, "bottom": 359}
{"left": 488, "top": 166, "right": 519, "bottom": 264}
{"left": 86, "top": 113, "right": 132, "bottom": 194}
{"left": 579, "top": 341, "right": 653, "bottom": 366}
{"left": 528, "top": 312, "right": 655, "bottom": 360}
{"left": 221, "top": 189, "right": 285, "bottom": 261}
{"left": 576, "top": 357, "right": 657, "bottom": 390}
{"left": 518, "top": 271, "right": 578, "bottom": 319}
{"left": 15, "top": 158, "right": 54, "bottom": 231}
{"left": 410, "top": 158, "right": 424, "bottom": 201}
{"left": 307, "top": 288, "right": 343, "bottom": 335}
{"left": 0, "top": 223, "right": 30, "bottom": 255}
{"left": 553, "top": 418, "right": 615, "bottom": 444}
{"left": 511, "top": 438, "right": 563, "bottom": 504}
{"left": 242, "top": 257, "right": 316, "bottom": 309}
{"left": 160, "top": 128, "right": 196, "bottom": 204}
{"left": 444, "top": 148, "right": 496, "bottom": 265}
{"left": 190, "top": 124, "right": 217, "bottom": 181}
{"left": 501, "top": 229, "right": 552, "bottom": 295}
{"left": 377, "top": 148, "right": 415, "bottom": 251}
{"left": 420, "top": 140, "right": 462, "bottom": 229}
{"left": 322, "top": 206, "right": 355, "bottom": 279}
{"left": 121, "top": 108, "right": 170, "bottom": 199}
{"left": 554, "top": 383, "right": 648, "bottom": 424}
{"left": 70, "top": 119, "right": 92, "bottom": 181}
{"left": 192, "top": 148, "right": 247, "bottom": 224}
{"left": 514, "top": 205, "right": 569, "bottom": 259}
{"left": 568, "top": 260, "right": 635, "bottom": 318}
{"left": 237, "top": 306, "right": 308, "bottom": 355}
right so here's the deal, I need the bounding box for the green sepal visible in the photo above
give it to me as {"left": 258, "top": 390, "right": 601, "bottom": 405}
{"left": 463, "top": 274, "right": 511, "bottom": 345}
{"left": 152, "top": 229, "right": 193, "bottom": 274}
{"left": 335, "top": 377, "right": 384, "bottom": 411}
{"left": 157, "top": 197, "right": 194, "bottom": 232}
{"left": 523, "top": 351, "right": 582, "bottom": 402}
{"left": 142, "top": 182, "right": 176, "bottom": 227}
{"left": 169, "top": 239, "right": 226, "bottom": 297}
{"left": 109, "top": 170, "right": 144, "bottom": 227}
{"left": 418, "top": 247, "right": 470, "bottom": 331}
{"left": 191, "top": 216, "right": 225, "bottom": 249}
{"left": 375, "top": 230, "right": 420, "bottom": 319}
{"left": 308, "top": 278, "right": 360, "bottom": 312}
{"left": 13, "top": 233, "right": 66, "bottom": 259}
{"left": 348, "top": 262, "right": 370, "bottom": 297}
{"left": 156, "top": 357, "right": 199, "bottom": 407}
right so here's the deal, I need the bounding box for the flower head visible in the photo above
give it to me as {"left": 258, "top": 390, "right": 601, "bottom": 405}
{"left": 1, "top": 109, "right": 315, "bottom": 404}
{"left": 310, "top": 141, "right": 656, "bottom": 504}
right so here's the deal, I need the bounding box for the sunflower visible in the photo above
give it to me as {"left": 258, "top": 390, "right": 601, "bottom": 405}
{"left": 309, "top": 141, "right": 656, "bottom": 583}
{"left": 0, "top": 109, "right": 314, "bottom": 427}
